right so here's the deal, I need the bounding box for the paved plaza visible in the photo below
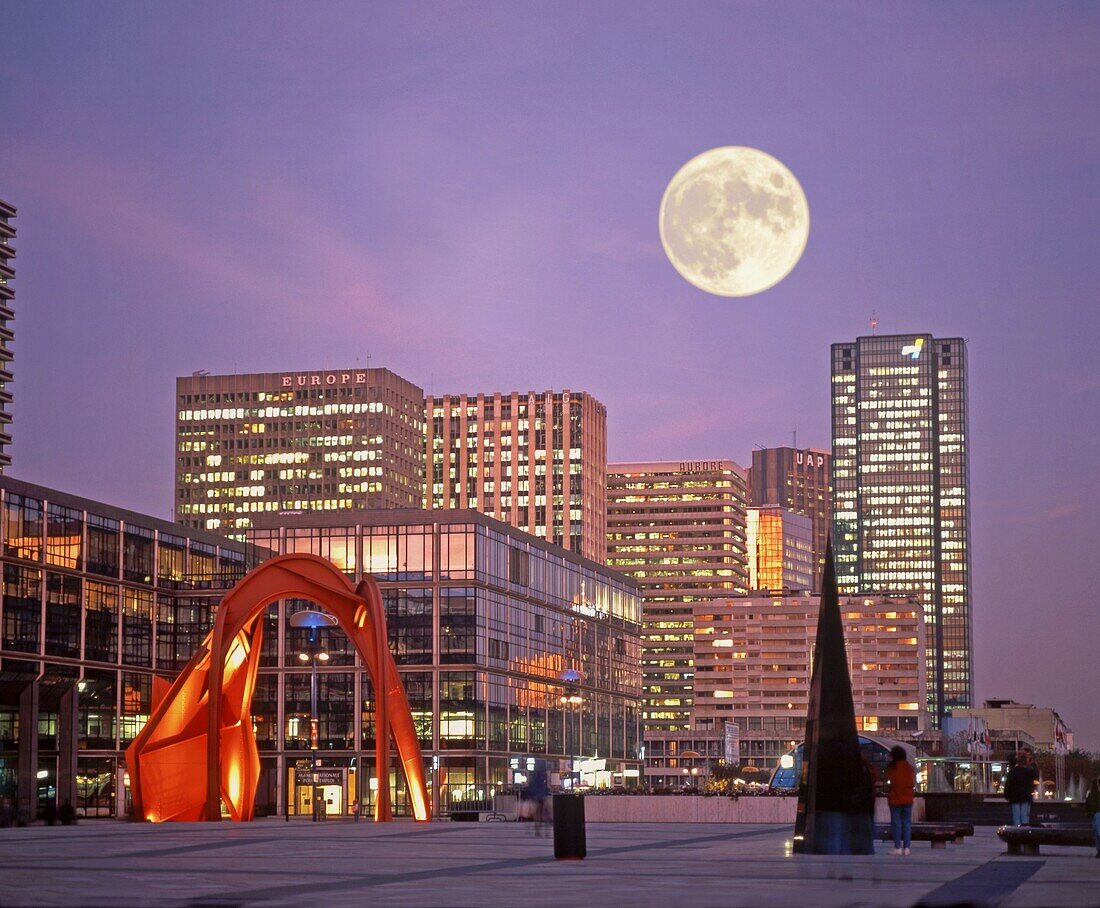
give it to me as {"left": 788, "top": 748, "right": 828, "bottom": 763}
{"left": 0, "top": 820, "right": 1097, "bottom": 907}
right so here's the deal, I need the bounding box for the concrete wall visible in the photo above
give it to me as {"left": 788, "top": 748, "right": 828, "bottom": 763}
{"left": 580, "top": 796, "right": 925, "bottom": 824}
{"left": 582, "top": 795, "right": 797, "bottom": 824}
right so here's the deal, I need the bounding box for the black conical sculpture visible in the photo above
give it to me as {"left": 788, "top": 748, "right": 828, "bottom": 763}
{"left": 792, "top": 538, "right": 874, "bottom": 854}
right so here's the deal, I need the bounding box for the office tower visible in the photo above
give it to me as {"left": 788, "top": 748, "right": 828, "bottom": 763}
{"left": 176, "top": 367, "right": 426, "bottom": 536}
{"left": 745, "top": 506, "right": 813, "bottom": 592}
{"left": 0, "top": 200, "right": 15, "bottom": 473}
{"left": 831, "top": 333, "right": 971, "bottom": 720}
{"left": 606, "top": 460, "right": 749, "bottom": 736}
{"left": 748, "top": 447, "right": 831, "bottom": 591}
{"left": 249, "top": 508, "right": 643, "bottom": 810}
{"left": 424, "top": 390, "right": 607, "bottom": 562}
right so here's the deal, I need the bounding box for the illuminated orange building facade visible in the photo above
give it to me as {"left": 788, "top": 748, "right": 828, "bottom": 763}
{"left": 745, "top": 506, "right": 813, "bottom": 592}
{"left": 748, "top": 447, "right": 831, "bottom": 591}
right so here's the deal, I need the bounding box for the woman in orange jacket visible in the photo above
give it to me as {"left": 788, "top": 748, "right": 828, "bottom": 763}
{"left": 885, "top": 745, "right": 916, "bottom": 855}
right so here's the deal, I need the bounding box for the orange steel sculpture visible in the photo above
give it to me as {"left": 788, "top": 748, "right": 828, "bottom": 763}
{"left": 124, "top": 553, "right": 430, "bottom": 823}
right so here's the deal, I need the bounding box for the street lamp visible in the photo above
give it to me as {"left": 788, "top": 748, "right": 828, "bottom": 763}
{"left": 290, "top": 609, "right": 337, "bottom": 821}
{"left": 560, "top": 669, "right": 584, "bottom": 787}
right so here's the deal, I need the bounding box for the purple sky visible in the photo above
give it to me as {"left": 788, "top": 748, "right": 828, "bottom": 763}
{"left": 5, "top": 3, "right": 1099, "bottom": 748}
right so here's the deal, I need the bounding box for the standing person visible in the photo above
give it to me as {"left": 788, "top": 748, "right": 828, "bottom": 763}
{"left": 850, "top": 754, "right": 878, "bottom": 855}
{"left": 885, "top": 745, "right": 916, "bottom": 856}
{"left": 1085, "top": 776, "right": 1100, "bottom": 858}
{"left": 42, "top": 799, "right": 58, "bottom": 827}
{"left": 1004, "top": 751, "right": 1038, "bottom": 826}
{"left": 0, "top": 797, "right": 12, "bottom": 828}
{"left": 57, "top": 800, "right": 77, "bottom": 826}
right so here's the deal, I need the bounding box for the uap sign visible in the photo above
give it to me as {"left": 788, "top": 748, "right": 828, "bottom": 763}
{"left": 795, "top": 451, "right": 826, "bottom": 468}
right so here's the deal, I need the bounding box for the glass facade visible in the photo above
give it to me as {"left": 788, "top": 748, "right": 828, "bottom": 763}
{"left": 745, "top": 506, "right": 814, "bottom": 592}
{"left": 748, "top": 447, "right": 831, "bottom": 592}
{"left": 0, "top": 478, "right": 257, "bottom": 819}
{"left": 831, "top": 334, "right": 971, "bottom": 721}
{"left": 248, "top": 511, "right": 642, "bottom": 816}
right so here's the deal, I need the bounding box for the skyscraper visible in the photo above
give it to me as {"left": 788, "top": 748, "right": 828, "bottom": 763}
{"left": 0, "top": 199, "right": 15, "bottom": 473}
{"left": 424, "top": 390, "right": 607, "bottom": 562}
{"left": 748, "top": 446, "right": 831, "bottom": 591}
{"left": 176, "top": 367, "right": 426, "bottom": 535}
{"left": 831, "top": 333, "right": 971, "bottom": 720}
{"left": 606, "top": 460, "right": 749, "bottom": 735}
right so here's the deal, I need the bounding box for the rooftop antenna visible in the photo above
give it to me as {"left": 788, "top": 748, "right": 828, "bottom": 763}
{"left": 793, "top": 428, "right": 797, "bottom": 448}
{"left": 870, "top": 312, "right": 878, "bottom": 335}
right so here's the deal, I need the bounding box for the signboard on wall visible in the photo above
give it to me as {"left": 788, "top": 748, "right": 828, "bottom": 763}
{"left": 295, "top": 769, "right": 345, "bottom": 786}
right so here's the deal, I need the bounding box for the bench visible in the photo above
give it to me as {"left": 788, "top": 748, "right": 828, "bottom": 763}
{"left": 449, "top": 810, "right": 481, "bottom": 822}
{"left": 874, "top": 824, "right": 962, "bottom": 849}
{"left": 997, "top": 824, "right": 1095, "bottom": 856}
{"left": 449, "top": 808, "right": 510, "bottom": 822}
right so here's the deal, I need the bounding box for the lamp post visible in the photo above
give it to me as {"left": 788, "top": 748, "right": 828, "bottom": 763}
{"left": 560, "top": 669, "right": 584, "bottom": 788}
{"left": 290, "top": 610, "right": 337, "bottom": 821}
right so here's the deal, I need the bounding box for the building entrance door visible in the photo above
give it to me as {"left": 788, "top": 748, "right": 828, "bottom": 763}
{"left": 292, "top": 766, "right": 347, "bottom": 817}
{"left": 319, "top": 784, "right": 342, "bottom": 816}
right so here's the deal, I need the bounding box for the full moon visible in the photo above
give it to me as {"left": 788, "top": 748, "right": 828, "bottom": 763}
{"left": 659, "top": 146, "right": 809, "bottom": 297}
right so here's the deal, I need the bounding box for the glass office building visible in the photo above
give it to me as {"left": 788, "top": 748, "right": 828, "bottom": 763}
{"left": 0, "top": 477, "right": 257, "bottom": 819}
{"left": 831, "top": 334, "right": 971, "bottom": 721}
{"left": 246, "top": 509, "right": 642, "bottom": 817}
{"left": 1, "top": 479, "right": 641, "bottom": 819}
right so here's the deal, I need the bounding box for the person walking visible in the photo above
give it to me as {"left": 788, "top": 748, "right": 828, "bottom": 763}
{"left": 885, "top": 745, "right": 916, "bottom": 856}
{"left": 1004, "top": 751, "right": 1038, "bottom": 826}
{"left": 1085, "top": 776, "right": 1100, "bottom": 858}
{"left": 524, "top": 766, "right": 550, "bottom": 837}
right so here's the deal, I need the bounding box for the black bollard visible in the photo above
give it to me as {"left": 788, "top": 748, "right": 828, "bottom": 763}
{"left": 553, "top": 794, "right": 586, "bottom": 860}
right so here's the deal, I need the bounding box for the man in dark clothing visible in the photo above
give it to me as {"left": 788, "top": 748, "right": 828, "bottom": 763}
{"left": 42, "top": 799, "right": 58, "bottom": 826}
{"left": 1004, "top": 752, "right": 1038, "bottom": 826}
{"left": 1085, "top": 776, "right": 1100, "bottom": 858}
